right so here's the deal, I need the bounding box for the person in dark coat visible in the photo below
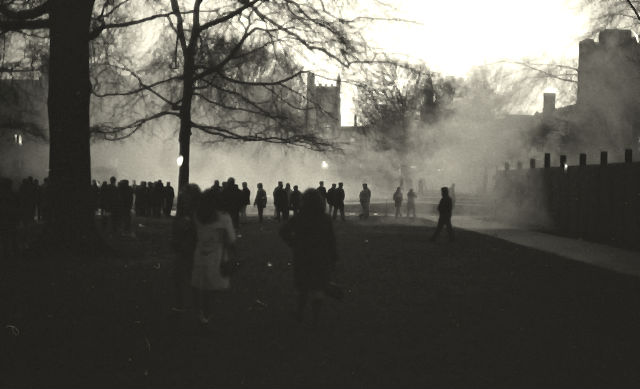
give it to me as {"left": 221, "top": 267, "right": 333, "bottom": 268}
{"left": 280, "top": 189, "right": 338, "bottom": 325}
{"left": 118, "top": 180, "right": 134, "bottom": 235}
{"left": 240, "top": 182, "right": 250, "bottom": 219}
{"left": 106, "top": 176, "right": 118, "bottom": 230}
{"left": 393, "top": 187, "right": 403, "bottom": 218}
{"left": 290, "top": 185, "right": 301, "bottom": 216}
{"left": 332, "top": 182, "right": 345, "bottom": 221}
{"left": 430, "top": 186, "right": 454, "bottom": 242}
{"left": 359, "top": 183, "right": 371, "bottom": 219}
{"left": 171, "top": 183, "right": 201, "bottom": 312}
{"left": 164, "top": 182, "right": 175, "bottom": 217}
{"left": 326, "top": 183, "right": 336, "bottom": 216}
{"left": 254, "top": 183, "right": 267, "bottom": 223}
{"left": 317, "top": 181, "right": 327, "bottom": 213}
{"left": 273, "top": 181, "right": 284, "bottom": 221}
{"left": 275, "top": 182, "right": 289, "bottom": 221}
{"left": 90, "top": 180, "right": 100, "bottom": 217}
{"left": 406, "top": 188, "right": 417, "bottom": 218}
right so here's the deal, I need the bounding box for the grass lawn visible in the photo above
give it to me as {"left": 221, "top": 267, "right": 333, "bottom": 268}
{"left": 1, "top": 215, "right": 640, "bottom": 388}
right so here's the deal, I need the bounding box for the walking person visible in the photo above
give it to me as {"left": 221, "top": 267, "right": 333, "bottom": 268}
{"left": 254, "top": 183, "right": 267, "bottom": 223}
{"left": 430, "top": 186, "right": 454, "bottom": 242}
{"left": 290, "top": 185, "right": 301, "bottom": 216}
{"left": 393, "top": 187, "right": 403, "bottom": 218}
{"left": 359, "top": 183, "right": 371, "bottom": 219}
{"left": 406, "top": 188, "right": 417, "bottom": 218}
{"left": 191, "top": 189, "right": 236, "bottom": 324}
{"left": 332, "top": 182, "right": 345, "bottom": 221}
{"left": 240, "top": 182, "right": 250, "bottom": 220}
{"left": 280, "top": 189, "right": 338, "bottom": 325}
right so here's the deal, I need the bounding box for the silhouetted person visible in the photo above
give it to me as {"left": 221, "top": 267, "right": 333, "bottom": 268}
{"left": 359, "top": 183, "right": 371, "bottom": 219}
{"left": 393, "top": 187, "right": 403, "bottom": 218}
{"left": 134, "top": 181, "right": 147, "bottom": 217}
{"left": 407, "top": 189, "right": 417, "bottom": 218}
{"left": 431, "top": 187, "right": 454, "bottom": 242}
{"left": 273, "top": 181, "right": 285, "bottom": 221}
{"left": 91, "top": 180, "right": 100, "bottom": 217}
{"left": 254, "top": 183, "right": 267, "bottom": 223}
{"left": 211, "top": 180, "right": 222, "bottom": 209}
{"left": 221, "top": 178, "right": 241, "bottom": 228}
{"left": 106, "top": 176, "right": 118, "bottom": 230}
{"left": 418, "top": 178, "right": 425, "bottom": 196}
{"left": 117, "top": 180, "right": 134, "bottom": 235}
{"left": 151, "top": 180, "right": 163, "bottom": 217}
{"left": 285, "top": 183, "right": 292, "bottom": 206}
{"left": 275, "top": 182, "right": 289, "bottom": 221}
{"left": 290, "top": 185, "right": 301, "bottom": 216}
{"left": 164, "top": 182, "right": 175, "bottom": 217}
{"left": 280, "top": 189, "right": 338, "bottom": 325}
{"left": 0, "top": 178, "right": 19, "bottom": 259}
{"left": 332, "top": 182, "right": 345, "bottom": 221}
{"left": 171, "top": 183, "right": 201, "bottom": 313}
{"left": 327, "top": 183, "right": 337, "bottom": 215}
{"left": 191, "top": 189, "right": 236, "bottom": 324}
{"left": 317, "top": 181, "right": 327, "bottom": 213}
{"left": 240, "top": 182, "right": 250, "bottom": 219}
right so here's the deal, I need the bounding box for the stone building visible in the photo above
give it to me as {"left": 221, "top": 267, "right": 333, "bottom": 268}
{"left": 305, "top": 72, "right": 341, "bottom": 136}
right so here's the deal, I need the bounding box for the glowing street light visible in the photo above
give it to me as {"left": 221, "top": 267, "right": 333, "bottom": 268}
{"left": 321, "top": 160, "right": 329, "bottom": 169}
{"left": 177, "top": 155, "right": 184, "bottom": 167}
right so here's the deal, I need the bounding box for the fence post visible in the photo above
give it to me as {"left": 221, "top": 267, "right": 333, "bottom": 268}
{"left": 544, "top": 153, "right": 551, "bottom": 168}
{"left": 579, "top": 153, "right": 587, "bottom": 167}
{"left": 600, "top": 151, "right": 608, "bottom": 166}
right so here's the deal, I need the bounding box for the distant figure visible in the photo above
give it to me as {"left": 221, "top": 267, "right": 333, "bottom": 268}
{"left": 135, "top": 181, "right": 147, "bottom": 217}
{"left": 317, "top": 181, "right": 327, "bottom": 212}
{"left": 273, "top": 181, "right": 285, "bottom": 221}
{"left": 406, "top": 188, "right": 417, "bottom": 218}
{"left": 240, "top": 182, "right": 250, "bottom": 219}
{"left": 275, "top": 182, "right": 290, "bottom": 221}
{"left": 254, "top": 183, "right": 267, "bottom": 223}
{"left": 171, "top": 183, "right": 201, "bottom": 313}
{"left": 222, "top": 177, "right": 240, "bottom": 228}
{"left": 191, "top": 189, "right": 236, "bottom": 324}
{"left": 332, "top": 182, "right": 345, "bottom": 221}
{"left": 211, "top": 180, "right": 221, "bottom": 193}
{"left": 116, "top": 180, "right": 134, "bottom": 235}
{"left": 280, "top": 189, "right": 338, "bottom": 325}
{"left": 327, "top": 183, "right": 337, "bottom": 216}
{"left": 430, "top": 187, "right": 454, "bottom": 242}
{"left": 106, "top": 176, "right": 118, "bottom": 230}
{"left": 0, "top": 178, "right": 19, "bottom": 259}
{"left": 359, "top": 183, "right": 371, "bottom": 219}
{"left": 91, "top": 180, "right": 100, "bottom": 216}
{"left": 164, "top": 182, "right": 175, "bottom": 217}
{"left": 290, "top": 185, "right": 301, "bottom": 216}
{"left": 418, "top": 179, "right": 425, "bottom": 196}
{"left": 393, "top": 187, "right": 403, "bottom": 218}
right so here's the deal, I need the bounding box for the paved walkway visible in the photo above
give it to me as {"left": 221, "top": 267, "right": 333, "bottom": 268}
{"left": 432, "top": 215, "right": 640, "bottom": 278}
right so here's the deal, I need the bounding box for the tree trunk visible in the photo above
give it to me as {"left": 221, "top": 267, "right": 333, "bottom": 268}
{"left": 44, "top": 0, "right": 98, "bottom": 254}
{"left": 176, "top": 50, "right": 194, "bottom": 216}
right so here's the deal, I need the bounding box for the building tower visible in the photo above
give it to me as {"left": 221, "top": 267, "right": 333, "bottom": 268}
{"left": 305, "top": 72, "right": 341, "bottom": 136}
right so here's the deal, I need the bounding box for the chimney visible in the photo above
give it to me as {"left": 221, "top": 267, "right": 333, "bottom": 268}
{"left": 543, "top": 93, "right": 556, "bottom": 119}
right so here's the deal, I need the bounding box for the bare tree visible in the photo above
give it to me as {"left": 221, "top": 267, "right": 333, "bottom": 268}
{"left": 89, "top": 0, "right": 393, "bottom": 207}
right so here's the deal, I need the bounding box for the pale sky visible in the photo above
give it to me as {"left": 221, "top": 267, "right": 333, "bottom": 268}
{"left": 368, "top": 0, "right": 589, "bottom": 77}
